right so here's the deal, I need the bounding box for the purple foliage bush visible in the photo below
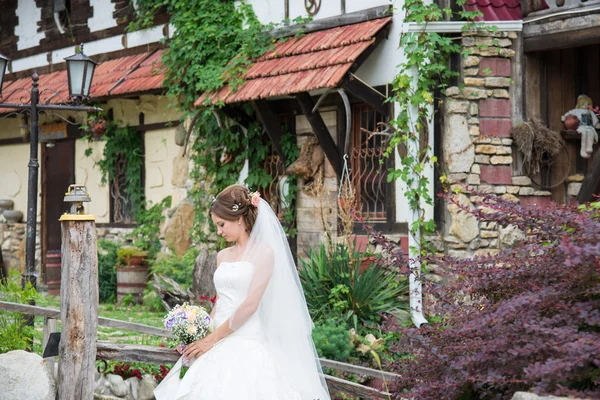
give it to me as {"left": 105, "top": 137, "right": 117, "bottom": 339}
{"left": 364, "top": 192, "right": 600, "bottom": 399}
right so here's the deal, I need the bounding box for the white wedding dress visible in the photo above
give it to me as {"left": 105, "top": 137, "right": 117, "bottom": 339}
{"left": 154, "top": 261, "right": 303, "bottom": 400}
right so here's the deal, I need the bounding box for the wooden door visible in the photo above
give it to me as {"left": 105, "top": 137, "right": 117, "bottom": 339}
{"left": 42, "top": 140, "right": 75, "bottom": 284}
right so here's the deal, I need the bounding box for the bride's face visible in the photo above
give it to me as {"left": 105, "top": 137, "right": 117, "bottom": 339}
{"left": 211, "top": 214, "right": 244, "bottom": 242}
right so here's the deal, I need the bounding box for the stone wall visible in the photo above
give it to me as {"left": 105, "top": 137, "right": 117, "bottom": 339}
{"left": 441, "top": 30, "right": 552, "bottom": 258}
{"left": 0, "top": 221, "right": 41, "bottom": 276}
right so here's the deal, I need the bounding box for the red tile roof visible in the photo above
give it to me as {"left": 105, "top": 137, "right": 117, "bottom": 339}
{"left": 0, "top": 50, "right": 165, "bottom": 113}
{"left": 196, "top": 17, "right": 392, "bottom": 106}
{"left": 464, "top": 0, "right": 522, "bottom": 21}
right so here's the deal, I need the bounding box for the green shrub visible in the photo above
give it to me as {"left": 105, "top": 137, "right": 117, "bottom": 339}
{"left": 128, "top": 196, "right": 172, "bottom": 258}
{"left": 299, "top": 243, "right": 408, "bottom": 327}
{"left": 0, "top": 270, "right": 36, "bottom": 353}
{"left": 151, "top": 247, "right": 200, "bottom": 289}
{"left": 98, "top": 240, "right": 119, "bottom": 303}
{"left": 117, "top": 246, "right": 146, "bottom": 267}
{"left": 312, "top": 318, "right": 353, "bottom": 362}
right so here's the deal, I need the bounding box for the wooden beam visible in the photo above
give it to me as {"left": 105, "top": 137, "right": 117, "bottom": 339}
{"left": 269, "top": 5, "right": 392, "bottom": 38}
{"left": 523, "top": 14, "right": 600, "bottom": 52}
{"left": 296, "top": 92, "right": 342, "bottom": 177}
{"left": 577, "top": 147, "right": 600, "bottom": 203}
{"left": 221, "top": 105, "right": 254, "bottom": 128}
{"left": 0, "top": 300, "right": 173, "bottom": 338}
{"left": 252, "top": 99, "right": 286, "bottom": 164}
{"left": 134, "top": 120, "right": 180, "bottom": 132}
{"left": 0, "top": 136, "right": 29, "bottom": 146}
{"left": 342, "top": 74, "right": 391, "bottom": 118}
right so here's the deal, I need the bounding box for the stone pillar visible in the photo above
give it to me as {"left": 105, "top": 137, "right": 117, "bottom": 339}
{"left": 442, "top": 30, "right": 552, "bottom": 258}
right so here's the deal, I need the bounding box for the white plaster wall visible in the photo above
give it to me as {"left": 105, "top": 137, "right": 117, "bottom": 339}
{"left": 144, "top": 128, "right": 179, "bottom": 207}
{"left": 107, "top": 96, "right": 181, "bottom": 127}
{"left": 0, "top": 143, "right": 40, "bottom": 217}
{"left": 15, "top": 0, "right": 45, "bottom": 51}
{"left": 75, "top": 139, "right": 110, "bottom": 223}
{"left": 88, "top": 0, "right": 118, "bottom": 32}
{"left": 0, "top": 117, "right": 26, "bottom": 140}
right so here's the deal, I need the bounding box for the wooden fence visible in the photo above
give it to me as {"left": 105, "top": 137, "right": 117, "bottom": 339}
{"left": 0, "top": 300, "right": 399, "bottom": 399}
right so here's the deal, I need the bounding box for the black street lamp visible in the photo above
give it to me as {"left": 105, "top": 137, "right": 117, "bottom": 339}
{"left": 0, "top": 45, "right": 101, "bottom": 290}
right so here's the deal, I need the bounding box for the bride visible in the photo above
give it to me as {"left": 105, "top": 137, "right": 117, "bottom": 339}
{"left": 154, "top": 184, "right": 330, "bottom": 400}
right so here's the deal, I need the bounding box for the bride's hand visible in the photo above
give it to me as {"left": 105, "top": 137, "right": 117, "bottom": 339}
{"left": 175, "top": 344, "right": 184, "bottom": 354}
{"left": 183, "top": 337, "right": 215, "bottom": 359}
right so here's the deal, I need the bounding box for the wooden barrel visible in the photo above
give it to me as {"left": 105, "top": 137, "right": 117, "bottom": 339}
{"left": 46, "top": 250, "right": 62, "bottom": 296}
{"left": 116, "top": 266, "right": 148, "bottom": 303}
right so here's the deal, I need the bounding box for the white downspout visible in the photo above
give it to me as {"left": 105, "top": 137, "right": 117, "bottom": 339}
{"left": 407, "top": 65, "right": 428, "bottom": 328}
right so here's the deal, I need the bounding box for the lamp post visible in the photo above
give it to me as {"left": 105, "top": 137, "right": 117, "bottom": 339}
{"left": 0, "top": 45, "right": 100, "bottom": 290}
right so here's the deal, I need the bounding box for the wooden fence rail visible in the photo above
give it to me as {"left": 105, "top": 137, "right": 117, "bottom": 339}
{"left": 0, "top": 300, "right": 399, "bottom": 399}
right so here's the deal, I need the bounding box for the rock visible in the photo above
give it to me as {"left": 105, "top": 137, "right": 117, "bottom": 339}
{"left": 464, "top": 67, "right": 479, "bottom": 76}
{"left": 568, "top": 183, "right": 582, "bottom": 197}
{"left": 126, "top": 377, "right": 139, "bottom": 400}
{"left": 444, "top": 114, "right": 474, "bottom": 173}
{"left": 499, "top": 225, "right": 526, "bottom": 248}
{"left": 471, "top": 164, "right": 480, "bottom": 174}
{"left": 519, "top": 187, "right": 535, "bottom": 196}
{"left": 493, "top": 89, "right": 510, "bottom": 98}
{"left": 511, "top": 392, "right": 579, "bottom": 400}
{"left": 138, "top": 374, "right": 157, "bottom": 400}
{"left": 174, "top": 124, "right": 187, "bottom": 146}
{"left": 475, "top": 145, "right": 497, "bottom": 154}
{"left": 469, "top": 125, "right": 480, "bottom": 136}
{"left": 458, "top": 87, "right": 487, "bottom": 99}
{"left": 485, "top": 77, "right": 511, "bottom": 88}
{"left": 469, "top": 102, "right": 479, "bottom": 115}
{"left": 464, "top": 56, "right": 480, "bottom": 67}
{"left": 512, "top": 176, "right": 532, "bottom": 186}
{"left": 0, "top": 350, "right": 56, "bottom": 400}
{"left": 446, "top": 100, "right": 470, "bottom": 114}
{"left": 171, "top": 156, "right": 190, "bottom": 188}
{"left": 464, "top": 77, "right": 485, "bottom": 86}
{"left": 447, "top": 173, "right": 468, "bottom": 183}
{"left": 445, "top": 87, "right": 460, "bottom": 97}
{"left": 107, "top": 374, "right": 128, "bottom": 397}
{"left": 165, "top": 202, "right": 194, "bottom": 256}
{"left": 467, "top": 174, "right": 480, "bottom": 185}
{"left": 469, "top": 238, "right": 489, "bottom": 250}
{"left": 193, "top": 243, "right": 218, "bottom": 300}
{"left": 490, "top": 155, "right": 513, "bottom": 164}
{"left": 447, "top": 194, "right": 480, "bottom": 243}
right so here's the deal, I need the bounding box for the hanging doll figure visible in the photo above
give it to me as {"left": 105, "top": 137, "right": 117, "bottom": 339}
{"left": 561, "top": 94, "right": 600, "bottom": 158}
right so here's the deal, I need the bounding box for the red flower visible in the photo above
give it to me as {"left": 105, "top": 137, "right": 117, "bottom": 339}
{"left": 210, "top": 295, "right": 217, "bottom": 304}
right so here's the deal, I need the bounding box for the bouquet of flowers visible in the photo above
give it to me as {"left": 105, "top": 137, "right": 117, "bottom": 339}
{"left": 163, "top": 303, "right": 213, "bottom": 378}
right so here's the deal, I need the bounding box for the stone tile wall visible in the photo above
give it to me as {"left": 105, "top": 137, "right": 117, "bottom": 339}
{"left": 441, "top": 30, "right": 552, "bottom": 258}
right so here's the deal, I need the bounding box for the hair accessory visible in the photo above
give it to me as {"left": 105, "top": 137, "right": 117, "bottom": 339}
{"left": 232, "top": 203, "right": 241, "bottom": 212}
{"left": 250, "top": 191, "right": 261, "bottom": 207}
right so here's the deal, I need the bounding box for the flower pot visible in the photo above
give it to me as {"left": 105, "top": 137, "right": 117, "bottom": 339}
{"left": 116, "top": 265, "right": 148, "bottom": 304}
{"left": 0, "top": 199, "right": 14, "bottom": 212}
{"left": 126, "top": 255, "right": 146, "bottom": 267}
{"left": 3, "top": 210, "right": 23, "bottom": 223}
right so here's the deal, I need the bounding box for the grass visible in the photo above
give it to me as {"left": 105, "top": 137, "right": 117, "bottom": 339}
{"left": 34, "top": 294, "right": 170, "bottom": 350}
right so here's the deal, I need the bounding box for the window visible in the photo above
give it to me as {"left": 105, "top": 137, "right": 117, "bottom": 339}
{"left": 350, "top": 104, "right": 391, "bottom": 223}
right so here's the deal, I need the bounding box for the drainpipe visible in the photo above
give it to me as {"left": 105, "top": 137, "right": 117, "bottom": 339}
{"left": 407, "top": 66, "right": 428, "bottom": 328}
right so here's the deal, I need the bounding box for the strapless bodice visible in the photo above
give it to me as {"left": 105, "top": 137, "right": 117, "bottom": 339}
{"left": 212, "top": 261, "right": 264, "bottom": 340}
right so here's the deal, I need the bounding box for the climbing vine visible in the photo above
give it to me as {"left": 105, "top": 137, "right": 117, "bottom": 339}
{"left": 91, "top": 119, "right": 144, "bottom": 223}
{"left": 387, "top": 0, "right": 483, "bottom": 253}
{"left": 130, "top": 1, "right": 303, "bottom": 244}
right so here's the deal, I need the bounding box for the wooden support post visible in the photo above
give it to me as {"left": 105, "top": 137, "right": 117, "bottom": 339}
{"left": 296, "top": 92, "right": 342, "bottom": 177}
{"left": 43, "top": 318, "right": 57, "bottom": 378}
{"left": 58, "top": 210, "right": 98, "bottom": 400}
{"left": 252, "top": 99, "right": 287, "bottom": 164}
{"left": 577, "top": 148, "right": 600, "bottom": 203}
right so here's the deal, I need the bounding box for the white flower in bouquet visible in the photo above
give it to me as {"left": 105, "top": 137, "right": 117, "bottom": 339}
{"left": 163, "top": 303, "right": 213, "bottom": 378}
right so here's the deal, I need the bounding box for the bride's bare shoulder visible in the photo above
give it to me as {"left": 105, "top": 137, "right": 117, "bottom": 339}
{"left": 216, "top": 247, "right": 233, "bottom": 265}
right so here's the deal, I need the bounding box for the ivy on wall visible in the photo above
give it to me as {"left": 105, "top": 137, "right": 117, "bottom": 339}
{"left": 130, "top": 1, "right": 300, "bottom": 244}
{"left": 388, "top": 0, "right": 484, "bottom": 251}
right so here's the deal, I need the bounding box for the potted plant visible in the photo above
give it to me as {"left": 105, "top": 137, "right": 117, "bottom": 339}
{"left": 116, "top": 246, "right": 148, "bottom": 304}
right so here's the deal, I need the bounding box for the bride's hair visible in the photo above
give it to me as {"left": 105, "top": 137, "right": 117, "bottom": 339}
{"left": 210, "top": 184, "right": 258, "bottom": 232}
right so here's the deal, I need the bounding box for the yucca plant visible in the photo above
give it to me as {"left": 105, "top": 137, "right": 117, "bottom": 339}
{"left": 299, "top": 243, "right": 408, "bottom": 327}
